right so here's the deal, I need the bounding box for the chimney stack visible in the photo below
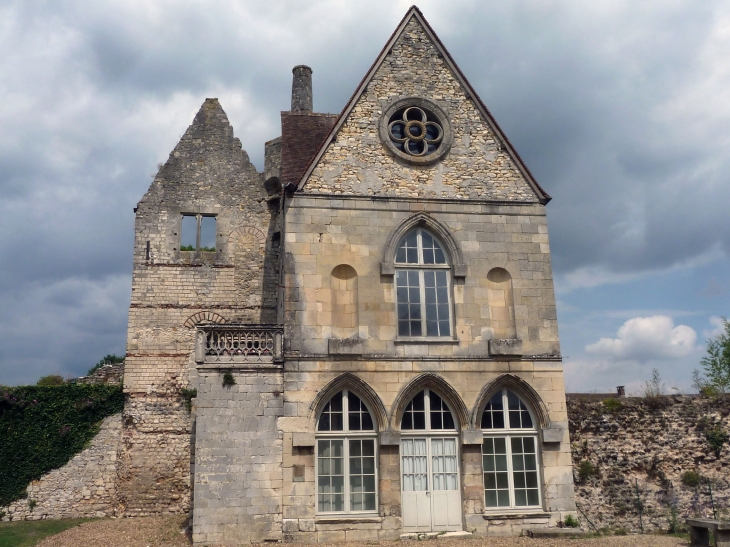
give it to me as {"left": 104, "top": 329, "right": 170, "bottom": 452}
{"left": 291, "top": 65, "right": 313, "bottom": 113}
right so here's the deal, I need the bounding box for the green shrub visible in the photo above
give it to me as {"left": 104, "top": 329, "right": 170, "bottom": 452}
{"left": 681, "top": 470, "right": 702, "bottom": 487}
{"left": 602, "top": 398, "right": 623, "bottom": 413}
{"left": 180, "top": 245, "right": 195, "bottom": 251}
{"left": 564, "top": 514, "right": 580, "bottom": 528}
{"left": 36, "top": 375, "right": 65, "bottom": 386}
{"left": 578, "top": 460, "right": 597, "bottom": 482}
{"left": 0, "top": 384, "right": 124, "bottom": 506}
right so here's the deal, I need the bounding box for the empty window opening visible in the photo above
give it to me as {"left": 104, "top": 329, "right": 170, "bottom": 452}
{"left": 180, "top": 214, "right": 216, "bottom": 252}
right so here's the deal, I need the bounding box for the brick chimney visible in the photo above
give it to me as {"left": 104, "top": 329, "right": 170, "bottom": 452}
{"left": 291, "top": 65, "right": 313, "bottom": 113}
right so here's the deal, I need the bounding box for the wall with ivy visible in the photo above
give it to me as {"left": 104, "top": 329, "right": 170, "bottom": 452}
{"left": 0, "top": 384, "right": 124, "bottom": 508}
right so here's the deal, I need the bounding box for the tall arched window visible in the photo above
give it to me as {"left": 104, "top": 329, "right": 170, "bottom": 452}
{"left": 395, "top": 229, "right": 452, "bottom": 338}
{"left": 481, "top": 389, "right": 541, "bottom": 509}
{"left": 316, "top": 390, "right": 377, "bottom": 514}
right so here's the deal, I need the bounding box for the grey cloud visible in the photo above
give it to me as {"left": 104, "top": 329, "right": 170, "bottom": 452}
{"left": 1, "top": 0, "right": 729, "bottom": 384}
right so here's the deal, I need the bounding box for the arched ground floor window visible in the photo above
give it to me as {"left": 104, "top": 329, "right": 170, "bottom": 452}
{"left": 316, "top": 390, "right": 378, "bottom": 514}
{"left": 481, "top": 389, "right": 541, "bottom": 509}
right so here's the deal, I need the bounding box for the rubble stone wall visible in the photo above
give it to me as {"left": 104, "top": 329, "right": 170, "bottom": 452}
{"left": 569, "top": 395, "right": 730, "bottom": 533}
{"left": 2, "top": 413, "right": 121, "bottom": 521}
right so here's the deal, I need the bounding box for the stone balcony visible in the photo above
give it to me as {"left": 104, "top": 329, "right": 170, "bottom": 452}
{"left": 195, "top": 324, "right": 283, "bottom": 367}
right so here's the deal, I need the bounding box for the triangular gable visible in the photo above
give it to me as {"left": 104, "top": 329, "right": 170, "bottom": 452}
{"left": 296, "top": 6, "right": 551, "bottom": 204}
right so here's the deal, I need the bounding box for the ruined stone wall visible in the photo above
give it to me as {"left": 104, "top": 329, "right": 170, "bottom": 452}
{"left": 121, "top": 98, "right": 280, "bottom": 516}
{"left": 305, "top": 19, "right": 538, "bottom": 202}
{"left": 2, "top": 414, "right": 121, "bottom": 521}
{"left": 568, "top": 396, "right": 730, "bottom": 533}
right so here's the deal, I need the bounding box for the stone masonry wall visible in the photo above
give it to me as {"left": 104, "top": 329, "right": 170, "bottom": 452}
{"left": 2, "top": 413, "right": 121, "bottom": 521}
{"left": 192, "top": 369, "right": 284, "bottom": 545}
{"left": 121, "top": 98, "right": 280, "bottom": 516}
{"left": 569, "top": 395, "right": 730, "bottom": 533}
{"left": 305, "top": 18, "right": 538, "bottom": 202}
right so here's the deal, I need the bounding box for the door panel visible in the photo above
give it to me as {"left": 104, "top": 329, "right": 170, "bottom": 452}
{"left": 401, "top": 437, "right": 462, "bottom": 532}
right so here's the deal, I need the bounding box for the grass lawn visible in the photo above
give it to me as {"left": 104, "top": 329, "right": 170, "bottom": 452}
{"left": 0, "top": 518, "right": 95, "bottom": 547}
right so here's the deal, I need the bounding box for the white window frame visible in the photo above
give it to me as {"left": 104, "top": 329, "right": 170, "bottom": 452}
{"left": 315, "top": 390, "right": 379, "bottom": 516}
{"left": 394, "top": 228, "right": 454, "bottom": 340}
{"left": 481, "top": 389, "right": 543, "bottom": 511}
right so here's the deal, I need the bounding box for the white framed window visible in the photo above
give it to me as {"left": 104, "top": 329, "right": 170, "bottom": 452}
{"left": 481, "top": 389, "right": 541, "bottom": 509}
{"left": 316, "top": 390, "right": 377, "bottom": 514}
{"left": 394, "top": 228, "right": 452, "bottom": 338}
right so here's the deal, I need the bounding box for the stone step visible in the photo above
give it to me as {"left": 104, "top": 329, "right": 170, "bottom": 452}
{"left": 401, "top": 531, "right": 473, "bottom": 540}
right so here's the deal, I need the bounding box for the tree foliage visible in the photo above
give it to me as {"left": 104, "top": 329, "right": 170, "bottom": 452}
{"left": 694, "top": 317, "right": 730, "bottom": 395}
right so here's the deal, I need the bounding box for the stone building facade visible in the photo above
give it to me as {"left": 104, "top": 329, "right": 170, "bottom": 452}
{"left": 123, "top": 6, "right": 576, "bottom": 545}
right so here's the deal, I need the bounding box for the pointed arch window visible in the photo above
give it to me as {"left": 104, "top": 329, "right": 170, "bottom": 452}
{"left": 395, "top": 229, "right": 453, "bottom": 338}
{"left": 481, "top": 389, "right": 541, "bottom": 509}
{"left": 316, "top": 390, "right": 377, "bottom": 514}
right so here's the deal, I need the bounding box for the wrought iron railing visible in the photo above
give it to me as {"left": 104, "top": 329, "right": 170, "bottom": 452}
{"left": 195, "top": 324, "right": 283, "bottom": 364}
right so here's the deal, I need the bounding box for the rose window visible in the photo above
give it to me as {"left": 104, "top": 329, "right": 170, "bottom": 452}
{"left": 388, "top": 106, "right": 444, "bottom": 157}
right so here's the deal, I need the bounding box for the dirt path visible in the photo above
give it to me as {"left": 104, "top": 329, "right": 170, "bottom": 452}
{"left": 36, "top": 516, "right": 689, "bottom": 547}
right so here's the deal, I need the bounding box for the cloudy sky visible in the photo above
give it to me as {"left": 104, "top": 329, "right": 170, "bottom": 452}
{"left": 1, "top": 0, "right": 728, "bottom": 392}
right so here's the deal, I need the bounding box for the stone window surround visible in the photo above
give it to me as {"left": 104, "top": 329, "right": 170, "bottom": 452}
{"left": 169, "top": 205, "right": 223, "bottom": 258}
{"left": 379, "top": 96, "right": 453, "bottom": 166}
{"left": 394, "top": 227, "right": 455, "bottom": 341}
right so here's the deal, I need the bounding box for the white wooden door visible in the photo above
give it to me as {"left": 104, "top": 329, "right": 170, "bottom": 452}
{"left": 401, "top": 437, "right": 462, "bottom": 532}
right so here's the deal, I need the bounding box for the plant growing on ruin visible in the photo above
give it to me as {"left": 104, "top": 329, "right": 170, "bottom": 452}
{"left": 706, "top": 425, "right": 729, "bottom": 457}
{"left": 181, "top": 388, "right": 197, "bottom": 413}
{"left": 222, "top": 370, "right": 236, "bottom": 387}
{"left": 602, "top": 397, "right": 623, "bottom": 413}
{"left": 563, "top": 514, "right": 580, "bottom": 528}
{"left": 694, "top": 317, "right": 730, "bottom": 395}
{"left": 577, "top": 460, "right": 597, "bottom": 482}
{"left": 682, "top": 470, "right": 702, "bottom": 488}
{"left": 28, "top": 499, "right": 37, "bottom": 511}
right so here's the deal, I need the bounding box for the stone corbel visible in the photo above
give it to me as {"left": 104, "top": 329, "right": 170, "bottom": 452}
{"left": 292, "top": 432, "right": 315, "bottom": 448}
{"left": 541, "top": 427, "right": 564, "bottom": 444}
{"left": 379, "top": 430, "right": 401, "bottom": 446}
{"left": 461, "top": 429, "right": 483, "bottom": 445}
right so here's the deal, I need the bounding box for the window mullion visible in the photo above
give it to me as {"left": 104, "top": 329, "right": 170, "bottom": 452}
{"left": 344, "top": 437, "right": 350, "bottom": 513}
{"left": 419, "top": 270, "right": 427, "bottom": 338}
{"left": 195, "top": 214, "right": 202, "bottom": 251}
{"left": 505, "top": 435, "right": 515, "bottom": 508}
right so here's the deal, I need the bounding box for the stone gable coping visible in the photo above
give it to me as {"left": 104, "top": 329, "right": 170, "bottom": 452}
{"left": 296, "top": 6, "right": 551, "bottom": 205}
